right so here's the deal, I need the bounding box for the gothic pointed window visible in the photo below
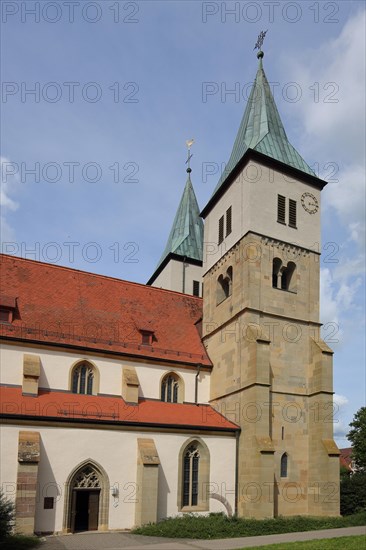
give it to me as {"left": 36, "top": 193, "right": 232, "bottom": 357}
{"left": 161, "top": 373, "right": 182, "bottom": 403}
{"left": 178, "top": 438, "right": 210, "bottom": 511}
{"left": 71, "top": 362, "right": 95, "bottom": 395}
{"left": 183, "top": 445, "right": 200, "bottom": 507}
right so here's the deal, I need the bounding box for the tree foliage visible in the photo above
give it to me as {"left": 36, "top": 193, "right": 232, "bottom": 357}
{"left": 0, "top": 491, "right": 14, "bottom": 540}
{"left": 347, "top": 406, "right": 366, "bottom": 470}
{"left": 340, "top": 472, "right": 366, "bottom": 515}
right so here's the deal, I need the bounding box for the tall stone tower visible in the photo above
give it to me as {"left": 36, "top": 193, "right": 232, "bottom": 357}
{"left": 201, "top": 49, "right": 340, "bottom": 518}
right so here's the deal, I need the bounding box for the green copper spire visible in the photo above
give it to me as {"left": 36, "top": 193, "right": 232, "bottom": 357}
{"left": 149, "top": 143, "right": 204, "bottom": 284}
{"left": 212, "top": 50, "right": 316, "bottom": 196}
{"left": 156, "top": 173, "right": 203, "bottom": 267}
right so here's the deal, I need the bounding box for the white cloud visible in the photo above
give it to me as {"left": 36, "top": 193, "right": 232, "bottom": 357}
{"left": 333, "top": 394, "right": 350, "bottom": 447}
{"left": 333, "top": 394, "right": 349, "bottom": 408}
{"left": 286, "top": 12, "right": 366, "bottom": 346}
{"left": 0, "top": 156, "right": 19, "bottom": 244}
{"left": 286, "top": 9, "right": 366, "bottom": 164}
{"left": 286, "top": 9, "right": 366, "bottom": 249}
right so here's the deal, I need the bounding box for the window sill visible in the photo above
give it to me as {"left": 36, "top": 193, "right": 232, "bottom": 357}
{"left": 277, "top": 220, "right": 287, "bottom": 225}
{"left": 216, "top": 295, "right": 232, "bottom": 306}
{"left": 272, "top": 287, "right": 297, "bottom": 295}
{"left": 180, "top": 504, "right": 209, "bottom": 513}
{"left": 288, "top": 224, "right": 297, "bottom": 230}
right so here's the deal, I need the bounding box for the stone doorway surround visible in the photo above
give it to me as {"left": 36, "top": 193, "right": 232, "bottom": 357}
{"left": 63, "top": 460, "right": 110, "bottom": 533}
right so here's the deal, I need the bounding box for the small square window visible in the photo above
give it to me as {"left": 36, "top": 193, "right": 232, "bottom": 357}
{"left": 289, "top": 199, "right": 297, "bottom": 228}
{"left": 226, "top": 206, "right": 232, "bottom": 237}
{"left": 141, "top": 331, "right": 153, "bottom": 346}
{"left": 218, "top": 216, "right": 224, "bottom": 245}
{"left": 44, "top": 497, "right": 54, "bottom": 510}
{"left": 193, "top": 280, "right": 200, "bottom": 297}
{"left": 0, "top": 308, "right": 11, "bottom": 324}
{"left": 277, "top": 195, "right": 286, "bottom": 224}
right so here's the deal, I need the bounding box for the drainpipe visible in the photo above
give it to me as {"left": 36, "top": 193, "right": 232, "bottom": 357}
{"left": 235, "top": 429, "right": 240, "bottom": 516}
{"left": 195, "top": 363, "right": 201, "bottom": 404}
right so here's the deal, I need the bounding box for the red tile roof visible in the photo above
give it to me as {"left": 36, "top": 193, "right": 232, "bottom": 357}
{"left": 0, "top": 387, "right": 238, "bottom": 432}
{"left": 339, "top": 447, "right": 354, "bottom": 470}
{"left": 0, "top": 254, "right": 211, "bottom": 367}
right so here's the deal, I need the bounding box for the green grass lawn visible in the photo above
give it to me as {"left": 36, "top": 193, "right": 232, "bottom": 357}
{"left": 133, "top": 511, "right": 366, "bottom": 539}
{"left": 0, "top": 535, "right": 41, "bottom": 549}
{"left": 241, "top": 535, "right": 365, "bottom": 550}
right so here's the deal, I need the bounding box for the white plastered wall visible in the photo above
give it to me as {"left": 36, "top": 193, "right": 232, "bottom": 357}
{"left": 0, "top": 344, "right": 210, "bottom": 403}
{"left": 204, "top": 161, "right": 322, "bottom": 272}
{"left": 152, "top": 259, "right": 203, "bottom": 296}
{"left": 0, "top": 425, "right": 236, "bottom": 533}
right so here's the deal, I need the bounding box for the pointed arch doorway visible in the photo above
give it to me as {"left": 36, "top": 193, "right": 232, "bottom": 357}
{"left": 64, "top": 460, "right": 109, "bottom": 533}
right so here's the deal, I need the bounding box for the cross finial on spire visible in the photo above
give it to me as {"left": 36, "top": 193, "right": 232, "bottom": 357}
{"left": 254, "top": 30, "right": 267, "bottom": 59}
{"left": 185, "top": 139, "right": 194, "bottom": 174}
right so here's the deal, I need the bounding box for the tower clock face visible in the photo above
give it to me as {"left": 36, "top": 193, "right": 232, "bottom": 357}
{"left": 301, "top": 192, "right": 319, "bottom": 214}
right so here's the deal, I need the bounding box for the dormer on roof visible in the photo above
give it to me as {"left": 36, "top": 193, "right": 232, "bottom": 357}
{"left": 0, "top": 294, "right": 17, "bottom": 324}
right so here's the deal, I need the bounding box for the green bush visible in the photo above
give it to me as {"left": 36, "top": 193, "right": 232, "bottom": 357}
{"left": 340, "top": 472, "right": 366, "bottom": 515}
{"left": 0, "top": 491, "right": 15, "bottom": 540}
{"left": 132, "top": 510, "right": 366, "bottom": 539}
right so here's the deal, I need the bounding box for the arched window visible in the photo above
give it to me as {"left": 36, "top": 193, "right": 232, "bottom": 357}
{"left": 161, "top": 372, "right": 182, "bottom": 403}
{"left": 280, "top": 453, "right": 288, "bottom": 477}
{"left": 217, "top": 266, "right": 233, "bottom": 304}
{"left": 183, "top": 445, "right": 200, "bottom": 506}
{"left": 281, "top": 262, "right": 296, "bottom": 291}
{"left": 71, "top": 362, "right": 95, "bottom": 395}
{"left": 272, "top": 259, "right": 296, "bottom": 292}
{"left": 178, "top": 438, "right": 210, "bottom": 511}
{"left": 272, "top": 258, "right": 282, "bottom": 288}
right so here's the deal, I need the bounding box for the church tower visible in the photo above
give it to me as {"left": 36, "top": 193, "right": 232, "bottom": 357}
{"left": 147, "top": 145, "right": 204, "bottom": 296}
{"left": 201, "top": 47, "right": 340, "bottom": 518}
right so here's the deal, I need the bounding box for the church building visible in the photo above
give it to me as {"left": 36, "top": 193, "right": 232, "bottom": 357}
{"left": 0, "top": 46, "right": 340, "bottom": 536}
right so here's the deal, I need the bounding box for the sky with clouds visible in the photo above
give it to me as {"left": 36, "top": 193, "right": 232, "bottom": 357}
{"left": 1, "top": 0, "right": 365, "bottom": 447}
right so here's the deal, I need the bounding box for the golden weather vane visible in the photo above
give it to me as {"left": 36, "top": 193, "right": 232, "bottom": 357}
{"left": 185, "top": 139, "right": 194, "bottom": 173}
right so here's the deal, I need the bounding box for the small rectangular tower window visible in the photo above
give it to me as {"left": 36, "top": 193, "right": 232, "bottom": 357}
{"left": 289, "top": 199, "right": 297, "bottom": 228}
{"left": 226, "top": 206, "right": 232, "bottom": 237}
{"left": 193, "top": 280, "right": 200, "bottom": 297}
{"left": 218, "top": 215, "right": 224, "bottom": 244}
{"left": 44, "top": 497, "right": 54, "bottom": 509}
{"left": 277, "top": 195, "right": 286, "bottom": 224}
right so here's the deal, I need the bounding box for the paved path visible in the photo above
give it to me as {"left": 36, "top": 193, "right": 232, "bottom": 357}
{"left": 41, "top": 526, "right": 366, "bottom": 549}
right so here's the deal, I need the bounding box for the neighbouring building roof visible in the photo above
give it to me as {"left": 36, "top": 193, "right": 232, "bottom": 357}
{"left": 0, "top": 387, "right": 238, "bottom": 432}
{"left": 148, "top": 174, "right": 203, "bottom": 285}
{"left": 211, "top": 52, "right": 316, "bottom": 199}
{"left": 340, "top": 447, "right": 356, "bottom": 471}
{"left": 0, "top": 254, "right": 211, "bottom": 367}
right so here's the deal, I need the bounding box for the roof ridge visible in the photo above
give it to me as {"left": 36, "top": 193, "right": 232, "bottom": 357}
{"left": 0, "top": 253, "right": 203, "bottom": 301}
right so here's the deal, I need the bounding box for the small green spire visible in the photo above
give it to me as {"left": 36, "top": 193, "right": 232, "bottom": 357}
{"left": 149, "top": 142, "right": 204, "bottom": 281}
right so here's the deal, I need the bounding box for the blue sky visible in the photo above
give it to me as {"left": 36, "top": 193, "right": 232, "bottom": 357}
{"left": 1, "top": 0, "right": 365, "bottom": 446}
